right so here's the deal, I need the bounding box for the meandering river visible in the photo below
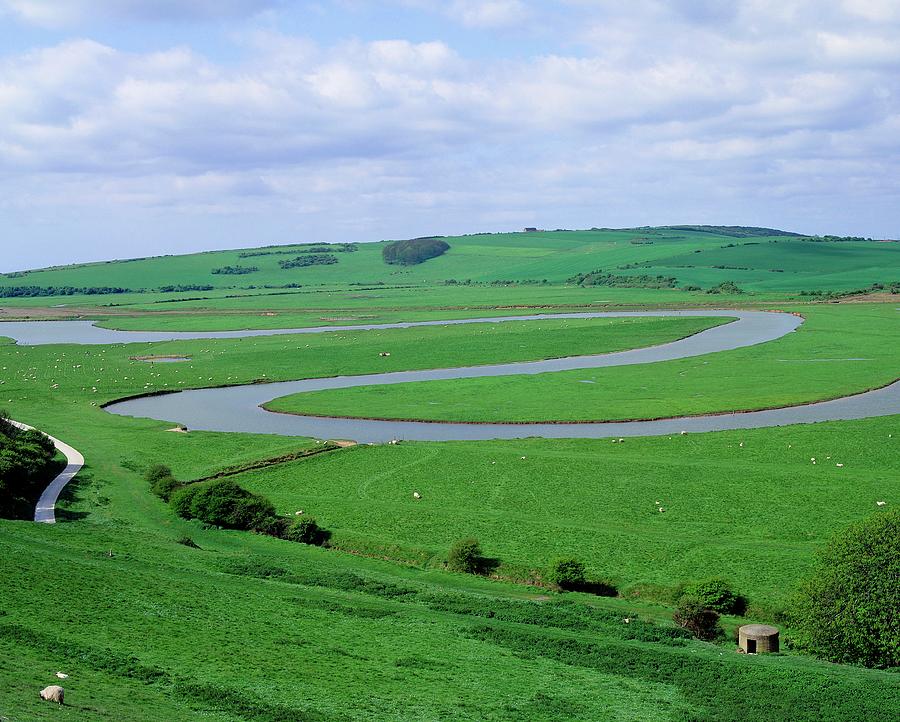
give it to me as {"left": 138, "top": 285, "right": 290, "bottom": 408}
{"left": 4, "top": 311, "right": 896, "bottom": 442}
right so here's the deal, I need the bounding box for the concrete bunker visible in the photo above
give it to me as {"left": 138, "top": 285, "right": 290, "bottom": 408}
{"left": 738, "top": 624, "right": 779, "bottom": 654}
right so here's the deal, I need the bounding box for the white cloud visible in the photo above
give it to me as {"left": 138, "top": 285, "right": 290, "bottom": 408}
{"left": 447, "top": 0, "right": 530, "bottom": 28}
{"left": 1, "top": 1, "right": 900, "bottom": 270}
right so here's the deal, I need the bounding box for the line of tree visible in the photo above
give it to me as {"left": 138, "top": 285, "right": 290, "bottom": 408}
{"left": 0, "top": 286, "right": 131, "bottom": 298}
{"left": 567, "top": 270, "right": 678, "bottom": 289}
{"left": 0, "top": 413, "right": 57, "bottom": 520}
{"left": 382, "top": 237, "right": 450, "bottom": 265}
{"left": 158, "top": 285, "right": 214, "bottom": 292}
{"left": 211, "top": 265, "right": 259, "bottom": 275}
{"left": 278, "top": 254, "right": 338, "bottom": 269}
{"left": 239, "top": 243, "right": 357, "bottom": 258}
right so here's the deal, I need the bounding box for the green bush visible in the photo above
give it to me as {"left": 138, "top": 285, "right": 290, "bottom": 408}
{"left": 284, "top": 516, "right": 325, "bottom": 545}
{"left": 683, "top": 579, "right": 743, "bottom": 615}
{"left": 150, "top": 475, "right": 182, "bottom": 501}
{"left": 144, "top": 464, "right": 173, "bottom": 484}
{"left": 546, "top": 558, "right": 587, "bottom": 591}
{"left": 0, "top": 413, "right": 58, "bottom": 520}
{"left": 673, "top": 595, "right": 722, "bottom": 640}
{"left": 792, "top": 508, "right": 900, "bottom": 668}
{"left": 184, "top": 480, "right": 277, "bottom": 531}
{"left": 169, "top": 484, "right": 200, "bottom": 519}
{"left": 447, "top": 537, "right": 483, "bottom": 574}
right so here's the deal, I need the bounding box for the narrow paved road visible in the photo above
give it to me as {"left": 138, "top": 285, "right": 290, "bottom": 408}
{"left": 9, "top": 420, "right": 84, "bottom": 523}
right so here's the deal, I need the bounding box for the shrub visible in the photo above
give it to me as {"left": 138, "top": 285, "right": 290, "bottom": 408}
{"left": 169, "top": 484, "right": 200, "bottom": 519}
{"left": 673, "top": 595, "right": 722, "bottom": 640}
{"left": 382, "top": 237, "right": 450, "bottom": 266}
{"left": 706, "top": 281, "right": 744, "bottom": 294}
{"left": 185, "top": 480, "right": 277, "bottom": 531}
{"left": 683, "top": 579, "right": 744, "bottom": 615}
{"left": 447, "top": 537, "right": 483, "bottom": 574}
{"left": 284, "top": 516, "right": 326, "bottom": 545}
{"left": 792, "top": 508, "right": 900, "bottom": 668}
{"left": 176, "top": 536, "right": 199, "bottom": 549}
{"left": 151, "top": 474, "right": 182, "bottom": 501}
{"left": 144, "top": 464, "right": 173, "bottom": 484}
{"left": 546, "top": 558, "right": 587, "bottom": 591}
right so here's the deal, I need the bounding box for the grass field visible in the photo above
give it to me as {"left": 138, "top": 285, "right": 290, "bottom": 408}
{"left": 3, "top": 229, "right": 896, "bottom": 306}
{"left": 2, "top": 229, "right": 899, "bottom": 720}
{"left": 268, "top": 304, "right": 900, "bottom": 422}
{"left": 229, "top": 416, "right": 899, "bottom": 608}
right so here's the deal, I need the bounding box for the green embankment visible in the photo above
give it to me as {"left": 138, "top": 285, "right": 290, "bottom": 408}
{"left": 267, "top": 304, "right": 899, "bottom": 422}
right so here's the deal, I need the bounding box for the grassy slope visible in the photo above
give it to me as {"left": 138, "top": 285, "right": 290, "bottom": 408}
{"left": 2, "top": 229, "right": 896, "bottom": 303}
{"left": 4, "top": 513, "right": 899, "bottom": 721}
{"left": 268, "top": 304, "right": 899, "bottom": 422}
{"left": 230, "top": 416, "right": 899, "bottom": 608}
{"left": 2, "top": 233, "right": 899, "bottom": 719}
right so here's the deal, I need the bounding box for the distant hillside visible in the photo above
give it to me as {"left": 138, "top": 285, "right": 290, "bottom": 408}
{"left": 660, "top": 225, "right": 804, "bottom": 238}
{"left": 1, "top": 226, "right": 896, "bottom": 299}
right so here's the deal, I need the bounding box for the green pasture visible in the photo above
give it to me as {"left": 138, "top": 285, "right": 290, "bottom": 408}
{"left": 631, "top": 239, "right": 899, "bottom": 292}
{"left": 231, "top": 416, "right": 898, "bottom": 609}
{"left": 1, "top": 231, "right": 899, "bottom": 719}
{"left": 4, "top": 506, "right": 899, "bottom": 721}
{"left": 269, "top": 304, "right": 899, "bottom": 422}
{"left": 3, "top": 229, "right": 894, "bottom": 304}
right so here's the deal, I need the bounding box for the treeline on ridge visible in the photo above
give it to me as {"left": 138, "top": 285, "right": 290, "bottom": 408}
{"left": 239, "top": 243, "right": 357, "bottom": 258}
{"left": 278, "top": 254, "right": 339, "bottom": 269}
{"left": 382, "top": 237, "right": 450, "bottom": 265}
{"left": 0, "top": 413, "right": 57, "bottom": 520}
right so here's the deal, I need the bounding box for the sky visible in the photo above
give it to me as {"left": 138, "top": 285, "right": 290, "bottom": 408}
{"left": 1, "top": 1, "right": 898, "bottom": 271}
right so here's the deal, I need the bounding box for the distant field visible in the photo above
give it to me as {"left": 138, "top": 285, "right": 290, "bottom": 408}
{"left": 267, "top": 304, "right": 899, "bottom": 422}
{"left": 2, "top": 228, "right": 895, "bottom": 305}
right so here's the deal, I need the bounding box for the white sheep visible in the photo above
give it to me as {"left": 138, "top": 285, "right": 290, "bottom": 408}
{"left": 413, "top": 492, "right": 421, "bottom": 500}
{"left": 876, "top": 501, "right": 886, "bottom": 507}
{"left": 40, "top": 686, "right": 64, "bottom": 705}
{"left": 55, "top": 672, "right": 68, "bottom": 680}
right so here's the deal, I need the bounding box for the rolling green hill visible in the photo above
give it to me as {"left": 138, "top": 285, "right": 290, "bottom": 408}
{"left": 3, "top": 227, "right": 896, "bottom": 302}
{"left": 1, "top": 228, "right": 898, "bottom": 720}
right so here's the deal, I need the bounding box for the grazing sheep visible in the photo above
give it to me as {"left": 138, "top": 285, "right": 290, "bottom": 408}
{"left": 379, "top": 352, "right": 391, "bottom": 357}
{"left": 836, "top": 463, "right": 844, "bottom": 468}
{"left": 876, "top": 501, "right": 886, "bottom": 506}
{"left": 40, "top": 686, "right": 64, "bottom": 705}
{"left": 295, "top": 510, "right": 304, "bottom": 516}
{"left": 658, "top": 507, "right": 666, "bottom": 513}
{"left": 55, "top": 672, "right": 68, "bottom": 679}
{"left": 413, "top": 492, "right": 421, "bottom": 500}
